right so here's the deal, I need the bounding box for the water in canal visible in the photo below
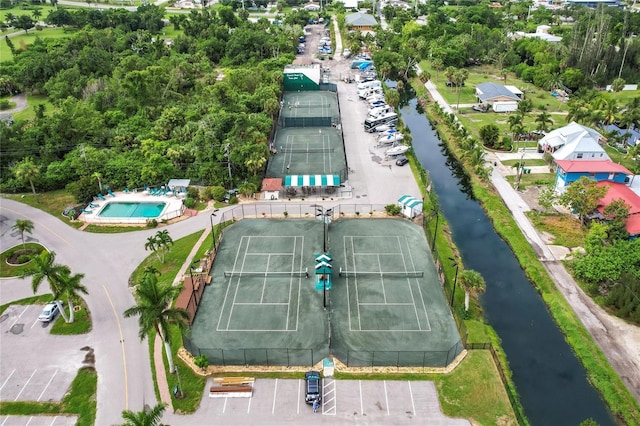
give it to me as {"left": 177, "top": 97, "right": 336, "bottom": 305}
{"left": 399, "top": 95, "right": 616, "bottom": 425}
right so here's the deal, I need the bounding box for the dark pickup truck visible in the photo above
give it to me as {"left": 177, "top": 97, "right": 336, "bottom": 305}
{"left": 304, "top": 371, "right": 322, "bottom": 404}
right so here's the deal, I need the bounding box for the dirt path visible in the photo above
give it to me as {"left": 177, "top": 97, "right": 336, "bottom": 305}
{"left": 0, "top": 93, "right": 28, "bottom": 120}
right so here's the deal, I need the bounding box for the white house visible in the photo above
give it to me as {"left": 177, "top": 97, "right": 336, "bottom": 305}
{"left": 261, "top": 178, "right": 282, "bottom": 200}
{"left": 537, "top": 122, "right": 605, "bottom": 153}
{"left": 304, "top": 1, "right": 321, "bottom": 11}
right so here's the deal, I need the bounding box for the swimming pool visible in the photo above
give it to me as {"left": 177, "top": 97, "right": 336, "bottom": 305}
{"left": 97, "top": 202, "right": 167, "bottom": 218}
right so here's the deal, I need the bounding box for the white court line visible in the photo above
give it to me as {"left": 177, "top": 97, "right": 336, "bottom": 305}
{"left": 383, "top": 381, "right": 390, "bottom": 415}
{"left": 408, "top": 381, "right": 416, "bottom": 416}
{"left": 14, "top": 369, "right": 37, "bottom": 401}
{"left": 405, "top": 236, "right": 432, "bottom": 332}
{"left": 223, "top": 328, "right": 291, "bottom": 332}
{"left": 260, "top": 254, "right": 272, "bottom": 303}
{"left": 359, "top": 380, "right": 364, "bottom": 415}
{"left": 399, "top": 236, "right": 424, "bottom": 330}
{"left": 378, "top": 254, "right": 387, "bottom": 303}
{"left": 37, "top": 369, "right": 58, "bottom": 401}
{"left": 225, "top": 237, "right": 252, "bottom": 330}
{"left": 0, "top": 369, "right": 16, "bottom": 392}
{"left": 272, "top": 379, "right": 278, "bottom": 414}
{"left": 9, "top": 306, "right": 29, "bottom": 328}
{"left": 234, "top": 303, "right": 289, "bottom": 306}
{"left": 217, "top": 236, "right": 247, "bottom": 330}
{"left": 359, "top": 303, "right": 415, "bottom": 306}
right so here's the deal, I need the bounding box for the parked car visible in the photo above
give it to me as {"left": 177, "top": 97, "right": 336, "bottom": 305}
{"left": 396, "top": 156, "right": 409, "bottom": 166}
{"left": 471, "top": 104, "right": 488, "bottom": 113}
{"left": 304, "top": 371, "right": 322, "bottom": 404}
{"left": 39, "top": 301, "right": 61, "bottom": 322}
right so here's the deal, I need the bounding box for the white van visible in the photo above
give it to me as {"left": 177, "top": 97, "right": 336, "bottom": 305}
{"left": 367, "top": 105, "right": 393, "bottom": 118}
{"left": 357, "top": 80, "right": 382, "bottom": 91}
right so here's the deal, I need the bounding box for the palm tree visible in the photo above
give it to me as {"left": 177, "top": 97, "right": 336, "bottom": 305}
{"left": 458, "top": 269, "right": 486, "bottom": 311}
{"left": 124, "top": 272, "right": 189, "bottom": 373}
{"left": 11, "top": 219, "right": 34, "bottom": 249}
{"left": 145, "top": 235, "right": 159, "bottom": 262}
{"left": 32, "top": 9, "right": 42, "bottom": 21}
{"left": 121, "top": 403, "right": 167, "bottom": 426}
{"left": 57, "top": 269, "right": 88, "bottom": 323}
{"left": 92, "top": 172, "right": 103, "bottom": 193}
{"left": 535, "top": 111, "right": 554, "bottom": 132}
{"left": 26, "top": 251, "right": 70, "bottom": 322}
{"left": 155, "top": 230, "right": 173, "bottom": 263}
{"left": 13, "top": 157, "right": 40, "bottom": 202}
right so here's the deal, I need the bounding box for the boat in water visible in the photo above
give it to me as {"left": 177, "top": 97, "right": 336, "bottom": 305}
{"left": 385, "top": 144, "right": 409, "bottom": 156}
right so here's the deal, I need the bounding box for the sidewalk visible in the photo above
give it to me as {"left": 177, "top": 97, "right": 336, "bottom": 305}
{"left": 154, "top": 226, "right": 212, "bottom": 412}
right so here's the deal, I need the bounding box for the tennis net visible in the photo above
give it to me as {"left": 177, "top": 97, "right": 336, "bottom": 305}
{"left": 224, "top": 270, "right": 308, "bottom": 278}
{"left": 338, "top": 268, "right": 423, "bottom": 278}
{"left": 280, "top": 147, "right": 335, "bottom": 153}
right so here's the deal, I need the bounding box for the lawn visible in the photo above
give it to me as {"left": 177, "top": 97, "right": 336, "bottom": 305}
{"left": 0, "top": 242, "right": 47, "bottom": 278}
{"left": 0, "top": 5, "right": 55, "bottom": 22}
{"left": 504, "top": 173, "right": 555, "bottom": 188}
{"left": 13, "top": 94, "right": 54, "bottom": 121}
{"left": 3, "top": 190, "right": 78, "bottom": 224}
{"left": 1, "top": 27, "right": 76, "bottom": 61}
{"left": 527, "top": 211, "right": 587, "bottom": 248}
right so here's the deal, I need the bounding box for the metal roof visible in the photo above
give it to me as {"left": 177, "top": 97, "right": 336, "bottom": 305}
{"left": 398, "top": 195, "right": 423, "bottom": 208}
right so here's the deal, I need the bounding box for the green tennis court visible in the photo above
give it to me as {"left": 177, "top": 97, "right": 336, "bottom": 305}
{"left": 266, "top": 127, "right": 347, "bottom": 178}
{"left": 280, "top": 91, "right": 340, "bottom": 125}
{"left": 187, "top": 218, "right": 462, "bottom": 367}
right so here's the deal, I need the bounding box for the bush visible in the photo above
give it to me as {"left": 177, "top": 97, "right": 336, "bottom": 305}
{"left": 187, "top": 187, "right": 199, "bottom": 200}
{"left": 66, "top": 175, "right": 99, "bottom": 204}
{"left": 228, "top": 195, "right": 239, "bottom": 205}
{"left": 146, "top": 219, "right": 158, "bottom": 228}
{"left": 210, "top": 186, "right": 226, "bottom": 202}
{"left": 17, "top": 254, "right": 32, "bottom": 264}
{"left": 184, "top": 197, "right": 196, "bottom": 208}
{"left": 384, "top": 204, "right": 401, "bottom": 215}
{"left": 194, "top": 355, "right": 209, "bottom": 370}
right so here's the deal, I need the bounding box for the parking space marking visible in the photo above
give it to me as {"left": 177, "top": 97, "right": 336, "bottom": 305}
{"left": 322, "top": 378, "right": 336, "bottom": 415}
{"left": 359, "top": 380, "right": 364, "bottom": 414}
{"left": 37, "top": 370, "right": 58, "bottom": 402}
{"left": 222, "top": 396, "right": 228, "bottom": 413}
{"left": 297, "top": 380, "right": 301, "bottom": 414}
{"left": 30, "top": 317, "right": 40, "bottom": 329}
{"left": 0, "top": 370, "right": 16, "bottom": 392}
{"left": 247, "top": 391, "right": 253, "bottom": 413}
{"left": 9, "top": 306, "right": 29, "bottom": 328}
{"left": 272, "top": 379, "right": 278, "bottom": 414}
{"left": 14, "top": 369, "right": 37, "bottom": 401}
{"left": 383, "top": 381, "right": 390, "bottom": 415}
{"left": 49, "top": 417, "right": 57, "bottom": 425}
{"left": 408, "top": 381, "right": 416, "bottom": 416}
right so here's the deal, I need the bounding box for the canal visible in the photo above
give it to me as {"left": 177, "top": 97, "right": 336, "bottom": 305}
{"left": 399, "top": 95, "right": 616, "bottom": 425}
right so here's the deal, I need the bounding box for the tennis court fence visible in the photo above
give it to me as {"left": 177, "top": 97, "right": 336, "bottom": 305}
{"left": 223, "top": 270, "right": 308, "bottom": 278}
{"left": 183, "top": 337, "right": 464, "bottom": 368}
{"left": 338, "top": 268, "right": 424, "bottom": 278}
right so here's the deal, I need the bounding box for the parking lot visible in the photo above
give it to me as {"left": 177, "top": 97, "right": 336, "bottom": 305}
{"left": 169, "top": 378, "right": 470, "bottom": 425}
{"left": 0, "top": 304, "right": 91, "bottom": 404}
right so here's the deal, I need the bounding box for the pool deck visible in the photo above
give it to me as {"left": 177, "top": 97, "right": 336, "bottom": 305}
{"left": 80, "top": 191, "right": 185, "bottom": 224}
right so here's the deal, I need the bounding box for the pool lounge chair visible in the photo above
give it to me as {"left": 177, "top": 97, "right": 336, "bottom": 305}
{"left": 97, "top": 194, "right": 106, "bottom": 200}
{"left": 83, "top": 208, "right": 93, "bottom": 214}
{"left": 124, "top": 188, "right": 129, "bottom": 193}
{"left": 108, "top": 189, "right": 116, "bottom": 197}
{"left": 89, "top": 202, "right": 100, "bottom": 208}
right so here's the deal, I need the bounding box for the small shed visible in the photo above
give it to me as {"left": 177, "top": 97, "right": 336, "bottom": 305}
{"left": 167, "top": 179, "right": 191, "bottom": 193}
{"left": 398, "top": 195, "right": 423, "bottom": 219}
{"left": 261, "top": 178, "right": 282, "bottom": 200}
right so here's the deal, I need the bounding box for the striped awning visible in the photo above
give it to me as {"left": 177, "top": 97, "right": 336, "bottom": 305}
{"left": 284, "top": 175, "right": 340, "bottom": 187}
{"left": 398, "top": 195, "right": 423, "bottom": 209}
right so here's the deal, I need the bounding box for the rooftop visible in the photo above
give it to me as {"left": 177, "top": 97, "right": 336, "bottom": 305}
{"left": 555, "top": 159, "right": 632, "bottom": 174}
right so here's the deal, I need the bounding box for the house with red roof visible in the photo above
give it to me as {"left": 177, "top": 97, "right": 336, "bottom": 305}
{"left": 261, "top": 177, "right": 283, "bottom": 200}
{"left": 554, "top": 159, "right": 633, "bottom": 193}
{"left": 595, "top": 181, "right": 640, "bottom": 238}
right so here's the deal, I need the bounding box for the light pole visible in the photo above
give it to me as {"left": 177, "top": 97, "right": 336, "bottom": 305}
{"left": 189, "top": 263, "right": 199, "bottom": 306}
{"left": 210, "top": 211, "right": 218, "bottom": 253}
{"left": 430, "top": 208, "right": 439, "bottom": 252}
{"left": 449, "top": 257, "right": 459, "bottom": 308}
{"left": 315, "top": 206, "right": 333, "bottom": 253}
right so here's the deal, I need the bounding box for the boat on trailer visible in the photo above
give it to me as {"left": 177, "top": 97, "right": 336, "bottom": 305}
{"left": 385, "top": 144, "right": 409, "bottom": 156}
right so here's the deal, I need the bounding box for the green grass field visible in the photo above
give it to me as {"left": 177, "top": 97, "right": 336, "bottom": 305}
{"left": 0, "top": 5, "right": 56, "bottom": 22}
{"left": 1, "top": 27, "right": 76, "bottom": 61}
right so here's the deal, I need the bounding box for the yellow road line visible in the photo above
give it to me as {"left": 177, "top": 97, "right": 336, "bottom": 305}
{"left": 103, "top": 284, "right": 129, "bottom": 410}
{"left": 3, "top": 206, "right": 72, "bottom": 247}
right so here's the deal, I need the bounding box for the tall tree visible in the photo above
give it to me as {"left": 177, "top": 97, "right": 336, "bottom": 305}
{"left": 155, "top": 230, "right": 173, "bottom": 264}
{"left": 124, "top": 272, "right": 189, "bottom": 373}
{"left": 11, "top": 219, "right": 34, "bottom": 249}
{"left": 535, "top": 111, "right": 553, "bottom": 132}
{"left": 57, "top": 269, "right": 88, "bottom": 323}
{"left": 26, "top": 251, "right": 70, "bottom": 322}
{"left": 559, "top": 176, "right": 608, "bottom": 225}
{"left": 121, "top": 403, "right": 167, "bottom": 426}
{"left": 13, "top": 157, "right": 40, "bottom": 202}
{"left": 458, "top": 269, "right": 486, "bottom": 312}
